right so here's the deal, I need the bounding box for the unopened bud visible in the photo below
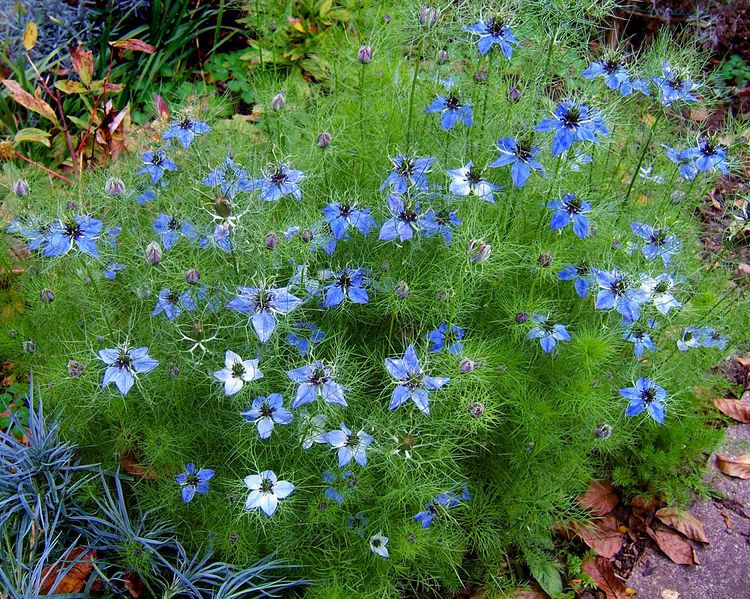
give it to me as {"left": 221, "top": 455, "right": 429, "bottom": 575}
{"left": 264, "top": 231, "right": 279, "bottom": 250}
{"left": 595, "top": 424, "right": 613, "bottom": 439}
{"left": 515, "top": 311, "right": 529, "bottom": 324}
{"left": 467, "top": 239, "right": 491, "bottom": 263}
{"left": 12, "top": 179, "right": 29, "bottom": 197}
{"left": 67, "top": 360, "right": 83, "bottom": 378}
{"left": 40, "top": 288, "right": 55, "bottom": 303}
{"left": 459, "top": 358, "right": 477, "bottom": 374}
{"left": 214, "top": 195, "right": 232, "bottom": 218}
{"left": 300, "top": 228, "right": 314, "bottom": 243}
{"left": 23, "top": 340, "right": 36, "bottom": 353}
{"left": 508, "top": 87, "right": 521, "bottom": 102}
{"left": 146, "top": 241, "right": 162, "bottom": 264}
{"left": 105, "top": 177, "right": 126, "bottom": 196}
{"left": 474, "top": 68, "right": 489, "bottom": 84}
{"left": 185, "top": 268, "right": 200, "bottom": 285}
{"left": 468, "top": 401, "right": 485, "bottom": 418}
{"left": 272, "top": 92, "right": 286, "bottom": 111}
{"left": 358, "top": 45, "right": 372, "bottom": 64}
{"left": 317, "top": 131, "right": 332, "bottom": 148}
{"left": 394, "top": 281, "right": 410, "bottom": 299}
{"left": 537, "top": 252, "right": 553, "bottom": 268}
{"left": 437, "top": 48, "right": 449, "bottom": 64}
{"left": 419, "top": 5, "right": 438, "bottom": 26}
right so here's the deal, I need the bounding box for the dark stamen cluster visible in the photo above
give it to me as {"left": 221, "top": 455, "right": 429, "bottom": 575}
{"left": 64, "top": 222, "right": 82, "bottom": 239}
{"left": 467, "top": 167, "right": 482, "bottom": 184}
{"left": 167, "top": 291, "right": 181, "bottom": 304}
{"left": 116, "top": 353, "right": 133, "bottom": 369}
{"left": 270, "top": 168, "right": 288, "bottom": 184}
{"left": 310, "top": 367, "right": 329, "bottom": 385}
{"left": 396, "top": 158, "right": 415, "bottom": 176}
{"left": 446, "top": 94, "right": 462, "bottom": 110}
{"left": 562, "top": 107, "right": 581, "bottom": 128}
{"left": 231, "top": 362, "right": 246, "bottom": 378}
{"left": 641, "top": 388, "right": 656, "bottom": 403}
{"left": 610, "top": 276, "right": 628, "bottom": 296}
{"left": 649, "top": 230, "right": 667, "bottom": 246}
{"left": 399, "top": 209, "right": 418, "bottom": 222}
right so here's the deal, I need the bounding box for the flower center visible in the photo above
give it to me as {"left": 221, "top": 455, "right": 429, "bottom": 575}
{"left": 151, "top": 153, "right": 164, "bottom": 166}
{"left": 168, "top": 217, "right": 179, "bottom": 231}
{"left": 610, "top": 276, "right": 628, "bottom": 296}
{"left": 231, "top": 362, "right": 246, "bottom": 378}
{"left": 310, "top": 367, "right": 329, "bottom": 386}
{"left": 339, "top": 203, "right": 353, "bottom": 216}
{"left": 260, "top": 403, "right": 274, "bottom": 417}
{"left": 649, "top": 230, "right": 667, "bottom": 246}
{"left": 396, "top": 158, "right": 415, "bottom": 176}
{"left": 565, "top": 197, "right": 583, "bottom": 214}
{"left": 446, "top": 93, "right": 461, "bottom": 110}
{"left": 270, "top": 167, "right": 288, "bottom": 185}
{"left": 179, "top": 118, "right": 193, "bottom": 130}
{"left": 641, "top": 388, "right": 656, "bottom": 403}
{"left": 654, "top": 281, "right": 669, "bottom": 293}
{"left": 399, "top": 209, "right": 418, "bottom": 223}
{"left": 64, "top": 222, "right": 82, "bottom": 239}
{"left": 115, "top": 353, "right": 133, "bottom": 369}
{"left": 260, "top": 479, "right": 273, "bottom": 492}
{"left": 337, "top": 273, "right": 352, "bottom": 289}
{"left": 487, "top": 17, "right": 505, "bottom": 37}
{"left": 167, "top": 291, "right": 181, "bottom": 304}
{"left": 405, "top": 372, "right": 423, "bottom": 390}
{"left": 562, "top": 107, "right": 581, "bottom": 129}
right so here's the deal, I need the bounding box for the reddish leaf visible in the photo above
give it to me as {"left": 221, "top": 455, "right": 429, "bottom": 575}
{"left": 39, "top": 548, "right": 96, "bottom": 594}
{"left": 712, "top": 397, "right": 750, "bottom": 423}
{"left": 121, "top": 455, "right": 157, "bottom": 480}
{"left": 110, "top": 38, "right": 157, "bottom": 54}
{"left": 566, "top": 514, "right": 624, "bottom": 558}
{"left": 577, "top": 480, "right": 618, "bottom": 516}
{"left": 655, "top": 507, "right": 709, "bottom": 543}
{"left": 1, "top": 79, "right": 58, "bottom": 124}
{"left": 124, "top": 571, "right": 145, "bottom": 597}
{"left": 153, "top": 93, "right": 170, "bottom": 121}
{"left": 647, "top": 526, "right": 699, "bottom": 565}
{"left": 735, "top": 354, "right": 750, "bottom": 372}
{"left": 582, "top": 556, "right": 627, "bottom": 599}
{"left": 70, "top": 45, "right": 93, "bottom": 86}
{"left": 716, "top": 454, "right": 750, "bottom": 479}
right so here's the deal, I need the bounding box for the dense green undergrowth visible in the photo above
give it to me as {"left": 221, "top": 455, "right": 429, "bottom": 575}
{"left": 2, "top": 1, "right": 749, "bottom": 596}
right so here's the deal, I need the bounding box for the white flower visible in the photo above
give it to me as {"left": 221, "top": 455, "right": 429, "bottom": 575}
{"left": 369, "top": 532, "right": 389, "bottom": 558}
{"left": 446, "top": 161, "right": 500, "bottom": 203}
{"left": 214, "top": 350, "right": 263, "bottom": 396}
{"left": 243, "top": 470, "right": 295, "bottom": 517}
{"left": 640, "top": 274, "right": 682, "bottom": 315}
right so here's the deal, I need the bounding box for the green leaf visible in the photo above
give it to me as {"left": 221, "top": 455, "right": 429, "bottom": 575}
{"left": 67, "top": 115, "right": 91, "bottom": 129}
{"left": 14, "top": 127, "right": 51, "bottom": 147}
{"left": 319, "top": 0, "right": 334, "bottom": 17}
{"left": 54, "top": 79, "right": 89, "bottom": 94}
{"left": 529, "top": 556, "right": 562, "bottom": 598}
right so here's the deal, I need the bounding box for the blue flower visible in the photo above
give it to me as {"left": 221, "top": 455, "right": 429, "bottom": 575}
{"left": 325, "top": 423, "right": 373, "bottom": 467}
{"left": 6, "top": 218, "right": 51, "bottom": 251}
{"left": 347, "top": 511, "right": 368, "bottom": 537}
{"left": 250, "top": 163, "right": 305, "bottom": 202}
{"left": 226, "top": 285, "right": 303, "bottom": 344}
{"left": 426, "top": 323, "right": 465, "bottom": 355}
{"left": 465, "top": 17, "right": 518, "bottom": 57}
{"left": 241, "top": 393, "right": 294, "bottom": 440}
{"left": 323, "top": 469, "right": 357, "bottom": 505}
{"left": 622, "top": 319, "right": 657, "bottom": 357}
{"left": 299, "top": 411, "right": 329, "bottom": 450}
{"left": 137, "top": 188, "right": 157, "bottom": 205}
{"left": 103, "top": 263, "right": 125, "bottom": 280}
{"left": 202, "top": 153, "right": 253, "bottom": 199}
{"left": 594, "top": 268, "right": 648, "bottom": 322}
{"left": 699, "top": 327, "right": 727, "bottom": 350}
{"left": 630, "top": 222, "right": 681, "bottom": 266}
{"left": 535, "top": 101, "right": 609, "bottom": 156}
{"left": 489, "top": 137, "right": 544, "bottom": 188}
{"left": 619, "top": 377, "right": 667, "bottom": 424}
{"left": 582, "top": 57, "right": 643, "bottom": 96}
{"left": 99, "top": 346, "right": 158, "bottom": 396}
{"left": 322, "top": 201, "right": 375, "bottom": 239}
{"left": 419, "top": 208, "right": 461, "bottom": 245}
{"left": 526, "top": 314, "right": 571, "bottom": 353}
{"left": 385, "top": 344, "right": 449, "bottom": 415}
{"left": 44, "top": 215, "right": 102, "bottom": 258}
{"left": 694, "top": 137, "right": 729, "bottom": 175}
{"left": 379, "top": 193, "right": 422, "bottom": 242}
{"left": 447, "top": 161, "right": 501, "bottom": 203}
{"left": 106, "top": 225, "right": 121, "bottom": 248}
{"left": 243, "top": 470, "right": 295, "bottom": 517}
{"left": 212, "top": 222, "right": 232, "bottom": 253}
{"left": 652, "top": 62, "right": 698, "bottom": 106}
{"left": 413, "top": 487, "right": 470, "bottom": 528}
{"left": 424, "top": 92, "right": 473, "bottom": 131}
{"left": 176, "top": 463, "right": 214, "bottom": 503}
{"left": 213, "top": 350, "right": 263, "bottom": 396}
{"left": 286, "top": 322, "right": 325, "bottom": 356}
{"left": 162, "top": 117, "right": 210, "bottom": 148}
{"left": 569, "top": 148, "right": 593, "bottom": 172}
{"left": 324, "top": 268, "right": 369, "bottom": 308}
{"left": 547, "top": 193, "right": 590, "bottom": 239}
{"left": 152, "top": 213, "right": 200, "bottom": 250}
{"left": 380, "top": 155, "right": 434, "bottom": 194}
{"left": 677, "top": 326, "right": 702, "bottom": 352}
{"left": 558, "top": 264, "right": 593, "bottom": 298}
{"left": 136, "top": 149, "right": 178, "bottom": 184}
{"left": 641, "top": 274, "right": 682, "bottom": 315}
{"left": 662, "top": 145, "right": 699, "bottom": 182}
{"left": 287, "top": 360, "right": 347, "bottom": 408}
{"left": 151, "top": 288, "right": 197, "bottom": 321}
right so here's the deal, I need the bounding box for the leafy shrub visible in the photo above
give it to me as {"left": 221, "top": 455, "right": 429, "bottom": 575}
{"left": 2, "top": 0, "right": 748, "bottom": 595}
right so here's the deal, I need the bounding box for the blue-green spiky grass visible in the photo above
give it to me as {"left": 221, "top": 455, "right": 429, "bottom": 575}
{"left": 2, "top": 0, "right": 748, "bottom": 595}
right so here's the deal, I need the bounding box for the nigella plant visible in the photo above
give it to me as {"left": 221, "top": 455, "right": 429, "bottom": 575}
{"left": 151, "top": 289, "right": 197, "bottom": 321}
{"left": 619, "top": 378, "right": 668, "bottom": 424}
{"left": 241, "top": 394, "right": 294, "bottom": 440}
{"left": 379, "top": 193, "right": 422, "bottom": 242}
{"left": 214, "top": 350, "right": 263, "bottom": 396}
{"left": 98, "top": 346, "right": 159, "bottom": 396}
{"left": 243, "top": 471, "right": 295, "bottom": 517}
{"left": 43, "top": 215, "right": 102, "bottom": 258}
{"left": 202, "top": 153, "right": 253, "bottom": 199}
{"left": 641, "top": 274, "right": 682, "bottom": 315}
{"left": 6, "top": 217, "right": 51, "bottom": 252}
{"left": 413, "top": 487, "right": 470, "bottom": 528}
{"left": 489, "top": 137, "right": 544, "bottom": 188}
{"left": 162, "top": 117, "right": 211, "bottom": 148}
{"left": 700, "top": 327, "right": 727, "bottom": 350}
{"left": 286, "top": 360, "right": 347, "bottom": 408}
{"left": 286, "top": 323, "right": 325, "bottom": 356}
{"left": 323, "top": 470, "right": 357, "bottom": 504}
{"left": 250, "top": 163, "right": 306, "bottom": 202}
{"left": 693, "top": 136, "right": 729, "bottom": 175}
{"left": 426, "top": 323, "right": 465, "bottom": 355}
{"left": 464, "top": 16, "right": 517, "bottom": 58}
{"left": 424, "top": 90, "right": 473, "bottom": 131}
{"left": 663, "top": 145, "right": 699, "bottom": 182}
{"left": 322, "top": 201, "right": 375, "bottom": 239}
{"left": 136, "top": 149, "right": 178, "bottom": 184}
{"left": 385, "top": 345, "right": 449, "bottom": 415}
{"left": 325, "top": 423, "right": 373, "bottom": 467}
{"left": 525, "top": 314, "right": 571, "bottom": 353}
{"left": 152, "top": 213, "right": 200, "bottom": 250}
{"left": 447, "top": 162, "right": 501, "bottom": 203}
{"left": 176, "top": 463, "right": 215, "bottom": 503}
{"left": 652, "top": 62, "right": 698, "bottom": 106}
{"left": 420, "top": 208, "right": 461, "bottom": 245}
{"left": 547, "top": 193, "right": 591, "bottom": 239}
{"left": 558, "top": 264, "right": 594, "bottom": 298}
{"left": 622, "top": 319, "right": 657, "bottom": 357}
{"left": 677, "top": 326, "right": 703, "bottom": 352}
{"left": 582, "top": 55, "right": 651, "bottom": 97}
{"left": 380, "top": 155, "right": 434, "bottom": 194}
{"left": 594, "top": 268, "right": 648, "bottom": 322}
{"left": 226, "top": 285, "right": 304, "bottom": 344}
{"left": 323, "top": 268, "right": 370, "bottom": 308}
{"left": 535, "top": 100, "right": 609, "bottom": 157}
{"left": 630, "top": 222, "right": 681, "bottom": 266}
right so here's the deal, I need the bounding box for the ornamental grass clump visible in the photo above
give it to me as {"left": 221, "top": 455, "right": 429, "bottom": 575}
{"left": 2, "top": 0, "right": 749, "bottom": 595}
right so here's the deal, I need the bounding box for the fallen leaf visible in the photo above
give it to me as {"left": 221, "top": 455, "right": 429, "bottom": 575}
{"left": 578, "top": 479, "right": 618, "bottom": 516}
{"left": 655, "top": 507, "right": 709, "bottom": 543}
{"left": 512, "top": 587, "right": 547, "bottom": 599}
{"left": 121, "top": 455, "right": 157, "bottom": 480}
{"left": 582, "top": 556, "right": 627, "bottom": 599}
{"left": 153, "top": 93, "right": 170, "bottom": 121}
{"left": 647, "top": 526, "right": 699, "bottom": 565}
{"left": 720, "top": 510, "right": 732, "bottom": 530}
{"left": 712, "top": 397, "right": 750, "bottom": 423}
{"left": 716, "top": 454, "right": 750, "bottom": 479}
{"left": 124, "top": 570, "right": 145, "bottom": 597}
{"left": 661, "top": 590, "right": 679, "bottom": 599}
{"left": 735, "top": 354, "right": 750, "bottom": 371}
{"left": 567, "top": 514, "right": 624, "bottom": 558}
{"left": 110, "top": 38, "right": 157, "bottom": 54}
{"left": 39, "top": 548, "right": 96, "bottom": 593}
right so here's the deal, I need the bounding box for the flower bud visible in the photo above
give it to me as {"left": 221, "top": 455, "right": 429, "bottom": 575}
{"left": 473, "top": 68, "right": 489, "bottom": 84}
{"left": 40, "top": 288, "right": 55, "bottom": 303}
{"left": 437, "top": 48, "right": 449, "bottom": 64}
{"left": 264, "top": 231, "right": 279, "bottom": 250}
{"left": 12, "top": 179, "right": 29, "bottom": 197}
{"left": 515, "top": 311, "right": 529, "bottom": 324}
{"left": 23, "top": 340, "right": 36, "bottom": 353}
{"left": 419, "top": 5, "right": 438, "bottom": 26}
{"left": 468, "top": 401, "right": 485, "bottom": 418}
{"left": 467, "top": 239, "right": 491, "bottom": 263}
{"left": 508, "top": 87, "right": 522, "bottom": 102}
{"left": 595, "top": 424, "right": 613, "bottom": 439}
{"left": 105, "top": 177, "right": 126, "bottom": 196}
{"left": 358, "top": 45, "right": 372, "bottom": 64}
{"left": 66, "top": 200, "right": 77, "bottom": 211}
{"left": 380, "top": 261, "right": 390, "bottom": 272}
{"left": 459, "top": 358, "right": 478, "bottom": 374}
{"left": 67, "top": 360, "right": 84, "bottom": 378}
{"left": 383, "top": 14, "right": 392, "bottom": 24}
{"left": 394, "top": 281, "right": 410, "bottom": 299}
{"left": 436, "top": 288, "right": 449, "bottom": 301}
{"left": 185, "top": 268, "right": 200, "bottom": 285}
{"left": 299, "top": 228, "right": 314, "bottom": 243}
{"left": 169, "top": 364, "right": 180, "bottom": 378}
{"left": 146, "top": 241, "right": 162, "bottom": 264}
{"left": 214, "top": 194, "right": 232, "bottom": 218}
{"left": 272, "top": 92, "right": 286, "bottom": 111}
{"left": 317, "top": 131, "right": 332, "bottom": 148}
{"left": 537, "top": 252, "right": 553, "bottom": 268}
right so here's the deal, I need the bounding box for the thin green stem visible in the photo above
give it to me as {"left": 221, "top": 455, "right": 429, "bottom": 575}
{"left": 406, "top": 37, "right": 426, "bottom": 147}
{"left": 622, "top": 111, "right": 664, "bottom": 207}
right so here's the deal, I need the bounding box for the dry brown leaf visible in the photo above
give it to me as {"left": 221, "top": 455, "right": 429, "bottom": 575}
{"left": 735, "top": 354, "right": 750, "bottom": 371}
{"left": 1, "top": 79, "right": 58, "bottom": 124}
{"left": 578, "top": 479, "right": 618, "bottom": 516}
{"left": 647, "top": 526, "right": 699, "bottom": 565}
{"left": 512, "top": 588, "right": 547, "bottom": 599}
{"left": 124, "top": 570, "right": 145, "bottom": 597}
{"left": 110, "top": 38, "right": 157, "bottom": 54}
{"left": 712, "top": 398, "right": 750, "bottom": 423}
{"left": 568, "top": 514, "right": 624, "bottom": 558}
{"left": 39, "top": 548, "right": 96, "bottom": 594}
{"left": 69, "top": 45, "right": 93, "bottom": 86}
{"left": 582, "top": 556, "right": 627, "bottom": 599}
{"left": 121, "top": 455, "right": 157, "bottom": 480}
{"left": 655, "top": 507, "right": 709, "bottom": 543}
{"left": 716, "top": 454, "right": 750, "bottom": 479}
